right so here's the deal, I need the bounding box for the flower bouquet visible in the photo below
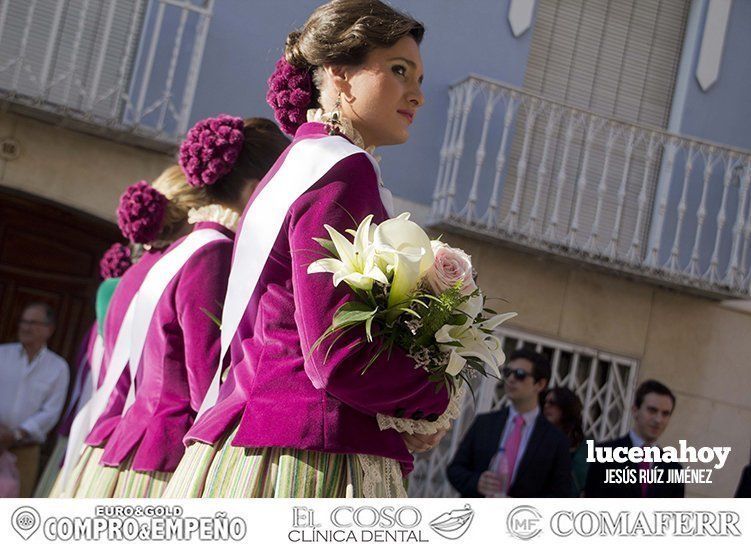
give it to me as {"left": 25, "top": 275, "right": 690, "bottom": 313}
{"left": 308, "top": 212, "right": 516, "bottom": 396}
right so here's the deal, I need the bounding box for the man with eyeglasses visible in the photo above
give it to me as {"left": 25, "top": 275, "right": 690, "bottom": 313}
{"left": 447, "top": 349, "right": 572, "bottom": 497}
{"left": 0, "top": 302, "right": 69, "bottom": 497}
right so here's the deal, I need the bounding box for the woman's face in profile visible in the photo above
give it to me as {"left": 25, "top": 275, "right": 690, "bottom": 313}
{"left": 342, "top": 36, "right": 425, "bottom": 148}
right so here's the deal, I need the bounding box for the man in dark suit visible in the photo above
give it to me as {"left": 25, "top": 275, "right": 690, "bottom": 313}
{"left": 447, "top": 349, "right": 572, "bottom": 498}
{"left": 585, "top": 379, "right": 685, "bottom": 498}
{"left": 735, "top": 464, "right": 751, "bottom": 498}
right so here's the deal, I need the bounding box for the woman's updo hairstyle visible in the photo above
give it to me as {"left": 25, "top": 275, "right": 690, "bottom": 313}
{"left": 268, "top": 0, "right": 424, "bottom": 135}
{"left": 203, "top": 117, "right": 289, "bottom": 206}
{"left": 149, "top": 165, "right": 209, "bottom": 243}
{"left": 286, "top": 0, "right": 424, "bottom": 68}
{"left": 179, "top": 115, "right": 289, "bottom": 206}
{"left": 117, "top": 165, "right": 206, "bottom": 247}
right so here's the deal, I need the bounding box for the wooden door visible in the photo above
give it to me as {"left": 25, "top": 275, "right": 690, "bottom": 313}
{"left": 0, "top": 186, "right": 121, "bottom": 364}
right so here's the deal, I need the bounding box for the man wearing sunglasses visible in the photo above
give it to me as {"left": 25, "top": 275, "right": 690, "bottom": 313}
{"left": 0, "top": 302, "right": 69, "bottom": 496}
{"left": 447, "top": 349, "right": 572, "bottom": 497}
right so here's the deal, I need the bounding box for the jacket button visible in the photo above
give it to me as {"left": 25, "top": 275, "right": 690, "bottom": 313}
{"left": 425, "top": 413, "right": 439, "bottom": 422}
{"left": 394, "top": 407, "right": 406, "bottom": 418}
{"left": 411, "top": 410, "right": 424, "bottom": 420}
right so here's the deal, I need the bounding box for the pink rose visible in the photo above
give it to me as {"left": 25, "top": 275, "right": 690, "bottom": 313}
{"left": 425, "top": 240, "right": 477, "bottom": 295}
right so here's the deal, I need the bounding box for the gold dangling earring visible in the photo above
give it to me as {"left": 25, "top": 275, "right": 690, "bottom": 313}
{"left": 328, "top": 92, "right": 343, "bottom": 136}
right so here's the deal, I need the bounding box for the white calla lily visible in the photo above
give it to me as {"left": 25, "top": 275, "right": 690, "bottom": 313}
{"left": 480, "top": 311, "right": 518, "bottom": 331}
{"left": 445, "top": 349, "right": 468, "bottom": 377}
{"left": 373, "top": 213, "right": 434, "bottom": 309}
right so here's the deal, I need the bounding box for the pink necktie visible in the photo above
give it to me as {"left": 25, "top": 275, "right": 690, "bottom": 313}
{"left": 504, "top": 414, "right": 525, "bottom": 492}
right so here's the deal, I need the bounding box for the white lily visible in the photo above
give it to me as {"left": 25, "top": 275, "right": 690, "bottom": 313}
{"left": 457, "top": 292, "right": 484, "bottom": 320}
{"left": 436, "top": 312, "right": 517, "bottom": 377}
{"left": 372, "top": 213, "right": 434, "bottom": 310}
{"left": 307, "top": 215, "right": 388, "bottom": 291}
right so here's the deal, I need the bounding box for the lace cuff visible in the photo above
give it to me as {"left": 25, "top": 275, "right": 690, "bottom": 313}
{"left": 376, "top": 387, "right": 465, "bottom": 435}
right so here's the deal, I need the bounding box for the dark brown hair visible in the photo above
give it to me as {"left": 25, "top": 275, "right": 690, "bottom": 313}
{"left": 285, "top": 0, "right": 424, "bottom": 105}
{"left": 545, "top": 387, "right": 585, "bottom": 449}
{"left": 509, "top": 348, "right": 551, "bottom": 385}
{"left": 634, "top": 379, "right": 676, "bottom": 413}
{"left": 205, "top": 117, "right": 289, "bottom": 206}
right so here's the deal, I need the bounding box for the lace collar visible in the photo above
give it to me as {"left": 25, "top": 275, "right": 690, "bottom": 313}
{"left": 188, "top": 204, "right": 241, "bottom": 232}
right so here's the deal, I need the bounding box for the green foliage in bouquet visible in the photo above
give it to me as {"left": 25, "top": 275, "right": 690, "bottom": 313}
{"left": 307, "top": 212, "right": 516, "bottom": 401}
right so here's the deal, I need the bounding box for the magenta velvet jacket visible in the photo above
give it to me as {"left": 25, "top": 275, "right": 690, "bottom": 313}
{"left": 185, "top": 123, "right": 450, "bottom": 475}
{"left": 100, "top": 222, "right": 233, "bottom": 472}
{"left": 84, "top": 248, "right": 166, "bottom": 446}
{"left": 57, "top": 322, "right": 97, "bottom": 437}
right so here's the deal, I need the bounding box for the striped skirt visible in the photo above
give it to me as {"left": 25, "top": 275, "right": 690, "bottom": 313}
{"left": 48, "top": 444, "right": 100, "bottom": 497}
{"left": 50, "top": 445, "right": 170, "bottom": 498}
{"left": 162, "top": 428, "right": 364, "bottom": 498}
{"left": 110, "top": 455, "right": 171, "bottom": 498}
{"left": 34, "top": 436, "right": 67, "bottom": 498}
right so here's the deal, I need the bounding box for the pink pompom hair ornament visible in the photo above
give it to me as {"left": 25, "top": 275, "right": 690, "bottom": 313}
{"left": 99, "top": 243, "right": 132, "bottom": 279}
{"left": 266, "top": 56, "right": 314, "bottom": 136}
{"left": 116, "top": 180, "right": 168, "bottom": 244}
{"left": 179, "top": 115, "right": 245, "bottom": 187}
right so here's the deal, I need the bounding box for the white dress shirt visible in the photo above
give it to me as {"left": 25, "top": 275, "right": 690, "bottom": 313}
{"left": 0, "top": 343, "right": 69, "bottom": 443}
{"left": 498, "top": 404, "right": 540, "bottom": 484}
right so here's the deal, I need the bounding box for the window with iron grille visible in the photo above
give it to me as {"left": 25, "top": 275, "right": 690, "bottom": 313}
{"left": 408, "top": 327, "right": 639, "bottom": 497}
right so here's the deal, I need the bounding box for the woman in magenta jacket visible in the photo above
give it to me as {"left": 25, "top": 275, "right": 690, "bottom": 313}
{"left": 65, "top": 119, "right": 288, "bottom": 498}
{"left": 165, "top": 0, "right": 458, "bottom": 499}
{"left": 51, "top": 166, "right": 198, "bottom": 497}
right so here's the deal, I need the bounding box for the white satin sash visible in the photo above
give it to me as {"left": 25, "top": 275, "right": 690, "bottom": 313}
{"left": 197, "top": 136, "right": 380, "bottom": 417}
{"left": 58, "top": 228, "right": 228, "bottom": 494}
{"left": 61, "top": 333, "right": 104, "bottom": 423}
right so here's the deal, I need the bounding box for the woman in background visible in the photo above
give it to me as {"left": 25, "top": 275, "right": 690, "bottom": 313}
{"left": 543, "top": 387, "right": 588, "bottom": 496}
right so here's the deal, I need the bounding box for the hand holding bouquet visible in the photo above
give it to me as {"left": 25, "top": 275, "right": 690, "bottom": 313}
{"left": 308, "top": 213, "right": 516, "bottom": 396}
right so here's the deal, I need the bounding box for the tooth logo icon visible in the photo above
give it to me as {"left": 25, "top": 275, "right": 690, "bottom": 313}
{"left": 429, "top": 504, "right": 475, "bottom": 540}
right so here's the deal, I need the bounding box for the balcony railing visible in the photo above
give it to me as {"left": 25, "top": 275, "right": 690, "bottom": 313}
{"left": 431, "top": 75, "right": 751, "bottom": 298}
{"left": 0, "top": 0, "right": 214, "bottom": 149}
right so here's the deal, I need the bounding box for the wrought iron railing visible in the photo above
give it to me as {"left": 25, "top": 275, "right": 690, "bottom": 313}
{"left": 431, "top": 75, "right": 751, "bottom": 298}
{"left": 408, "top": 328, "right": 638, "bottom": 498}
{"left": 0, "top": 0, "right": 213, "bottom": 148}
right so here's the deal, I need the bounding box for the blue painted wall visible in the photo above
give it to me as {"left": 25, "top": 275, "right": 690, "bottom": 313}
{"left": 651, "top": 0, "right": 751, "bottom": 276}
{"left": 675, "top": 0, "right": 751, "bottom": 150}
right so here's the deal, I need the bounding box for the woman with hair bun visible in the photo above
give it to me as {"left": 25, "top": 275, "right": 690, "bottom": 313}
{"left": 52, "top": 165, "right": 199, "bottom": 497}
{"left": 34, "top": 244, "right": 133, "bottom": 498}
{"left": 98, "top": 116, "right": 288, "bottom": 498}
{"left": 165, "top": 0, "right": 454, "bottom": 499}
{"left": 57, "top": 117, "right": 288, "bottom": 498}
